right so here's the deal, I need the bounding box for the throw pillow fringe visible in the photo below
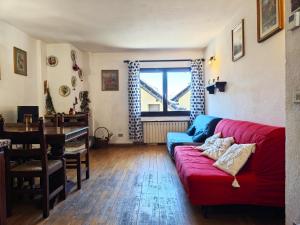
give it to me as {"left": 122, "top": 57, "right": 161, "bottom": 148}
{"left": 232, "top": 176, "right": 240, "bottom": 188}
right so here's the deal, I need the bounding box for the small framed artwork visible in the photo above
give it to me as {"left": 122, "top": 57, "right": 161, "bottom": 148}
{"left": 101, "top": 70, "right": 119, "bottom": 91}
{"left": 13, "top": 47, "right": 27, "bottom": 76}
{"left": 257, "top": 0, "right": 284, "bottom": 42}
{"left": 292, "top": 0, "right": 300, "bottom": 12}
{"left": 232, "top": 19, "right": 245, "bottom": 62}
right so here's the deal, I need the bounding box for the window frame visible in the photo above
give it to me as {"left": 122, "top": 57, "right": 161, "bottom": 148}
{"left": 140, "top": 67, "right": 191, "bottom": 117}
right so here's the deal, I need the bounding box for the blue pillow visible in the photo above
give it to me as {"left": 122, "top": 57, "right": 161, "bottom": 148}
{"left": 192, "top": 131, "right": 207, "bottom": 142}
{"left": 186, "top": 125, "right": 196, "bottom": 136}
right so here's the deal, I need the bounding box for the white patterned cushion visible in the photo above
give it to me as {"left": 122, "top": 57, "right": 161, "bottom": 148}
{"left": 0, "top": 139, "right": 10, "bottom": 148}
{"left": 195, "top": 133, "right": 221, "bottom": 151}
{"left": 201, "top": 137, "right": 234, "bottom": 160}
{"left": 213, "top": 143, "right": 256, "bottom": 176}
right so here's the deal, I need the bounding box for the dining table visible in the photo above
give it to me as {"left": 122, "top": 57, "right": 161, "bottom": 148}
{"left": 1, "top": 125, "right": 89, "bottom": 157}
{"left": 0, "top": 125, "right": 89, "bottom": 198}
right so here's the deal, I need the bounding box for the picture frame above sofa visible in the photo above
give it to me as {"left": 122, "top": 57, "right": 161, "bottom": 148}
{"left": 232, "top": 19, "right": 245, "bottom": 62}
{"left": 256, "top": 0, "right": 284, "bottom": 42}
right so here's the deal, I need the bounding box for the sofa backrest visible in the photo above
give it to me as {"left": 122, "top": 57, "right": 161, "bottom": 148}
{"left": 214, "top": 119, "right": 285, "bottom": 178}
{"left": 193, "top": 115, "right": 222, "bottom": 135}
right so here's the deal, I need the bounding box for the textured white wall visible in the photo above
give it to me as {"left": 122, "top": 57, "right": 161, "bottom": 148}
{"left": 46, "top": 43, "right": 89, "bottom": 114}
{"left": 285, "top": 0, "right": 300, "bottom": 224}
{"left": 0, "top": 21, "right": 46, "bottom": 122}
{"left": 87, "top": 50, "right": 203, "bottom": 143}
{"left": 204, "top": 0, "right": 285, "bottom": 126}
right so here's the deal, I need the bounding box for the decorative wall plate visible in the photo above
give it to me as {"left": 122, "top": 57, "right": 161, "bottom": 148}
{"left": 78, "top": 68, "right": 84, "bottom": 81}
{"left": 47, "top": 56, "right": 58, "bottom": 67}
{"left": 71, "top": 76, "right": 77, "bottom": 90}
{"left": 71, "top": 50, "right": 76, "bottom": 62}
{"left": 59, "top": 85, "right": 71, "bottom": 97}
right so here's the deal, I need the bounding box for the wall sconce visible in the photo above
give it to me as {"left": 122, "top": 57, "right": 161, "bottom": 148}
{"left": 208, "top": 56, "right": 216, "bottom": 65}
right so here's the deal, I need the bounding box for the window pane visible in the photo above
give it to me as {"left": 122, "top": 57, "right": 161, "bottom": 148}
{"left": 140, "top": 72, "right": 163, "bottom": 112}
{"left": 167, "top": 71, "right": 191, "bottom": 111}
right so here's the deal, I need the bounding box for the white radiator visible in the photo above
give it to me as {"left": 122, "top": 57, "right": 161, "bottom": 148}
{"left": 143, "top": 121, "right": 189, "bottom": 144}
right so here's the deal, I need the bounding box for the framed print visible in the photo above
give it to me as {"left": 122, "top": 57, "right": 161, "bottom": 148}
{"left": 232, "top": 19, "right": 245, "bottom": 62}
{"left": 13, "top": 47, "right": 27, "bottom": 76}
{"left": 257, "top": 0, "right": 284, "bottom": 42}
{"left": 291, "top": 0, "right": 300, "bottom": 12}
{"left": 101, "top": 70, "right": 119, "bottom": 91}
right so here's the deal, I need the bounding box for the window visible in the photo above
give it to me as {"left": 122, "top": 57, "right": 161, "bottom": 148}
{"left": 140, "top": 68, "right": 191, "bottom": 116}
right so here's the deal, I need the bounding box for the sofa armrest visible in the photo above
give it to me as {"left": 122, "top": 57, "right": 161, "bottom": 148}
{"left": 181, "top": 142, "right": 203, "bottom": 146}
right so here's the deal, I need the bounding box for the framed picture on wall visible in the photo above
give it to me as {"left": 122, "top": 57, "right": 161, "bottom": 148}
{"left": 13, "top": 47, "right": 27, "bottom": 76}
{"left": 257, "top": 0, "right": 284, "bottom": 42}
{"left": 101, "top": 70, "right": 119, "bottom": 91}
{"left": 291, "top": 0, "right": 300, "bottom": 12}
{"left": 232, "top": 19, "right": 245, "bottom": 62}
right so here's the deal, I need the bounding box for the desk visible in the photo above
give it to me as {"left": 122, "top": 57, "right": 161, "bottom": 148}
{"left": 0, "top": 140, "right": 10, "bottom": 225}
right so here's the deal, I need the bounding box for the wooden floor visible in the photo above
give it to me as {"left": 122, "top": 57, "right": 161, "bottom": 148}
{"left": 7, "top": 145, "right": 284, "bottom": 225}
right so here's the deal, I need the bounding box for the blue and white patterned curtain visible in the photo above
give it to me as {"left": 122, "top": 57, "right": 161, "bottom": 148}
{"left": 190, "top": 59, "right": 205, "bottom": 123}
{"left": 128, "top": 61, "right": 143, "bottom": 143}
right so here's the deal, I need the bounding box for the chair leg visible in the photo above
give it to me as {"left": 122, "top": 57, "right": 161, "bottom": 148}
{"left": 85, "top": 152, "right": 90, "bottom": 179}
{"left": 77, "top": 156, "right": 82, "bottom": 190}
{"left": 59, "top": 158, "right": 66, "bottom": 200}
{"left": 42, "top": 175, "right": 49, "bottom": 218}
{"left": 6, "top": 176, "right": 12, "bottom": 217}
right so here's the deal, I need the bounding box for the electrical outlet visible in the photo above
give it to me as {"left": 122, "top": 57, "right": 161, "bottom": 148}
{"left": 117, "top": 133, "right": 123, "bottom": 137}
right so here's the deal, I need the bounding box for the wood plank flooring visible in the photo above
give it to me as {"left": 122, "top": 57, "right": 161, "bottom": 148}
{"left": 7, "top": 145, "right": 284, "bottom": 225}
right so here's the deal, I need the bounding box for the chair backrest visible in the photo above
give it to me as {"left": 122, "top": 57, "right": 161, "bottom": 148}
{"left": 0, "top": 117, "right": 48, "bottom": 172}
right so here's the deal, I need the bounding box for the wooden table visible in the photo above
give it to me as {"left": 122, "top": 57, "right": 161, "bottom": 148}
{"left": 0, "top": 139, "right": 10, "bottom": 225}
{"left": 2, "top": 126, "right": 89, "bottom": 157}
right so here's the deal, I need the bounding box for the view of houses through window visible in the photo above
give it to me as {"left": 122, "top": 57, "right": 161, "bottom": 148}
{"left": 140, "top": 68, "right": 191, "bottom": 116}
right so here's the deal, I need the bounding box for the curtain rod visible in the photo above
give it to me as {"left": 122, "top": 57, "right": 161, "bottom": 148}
{"left": 123, "top": 59, "right": 205, "bottom": 63}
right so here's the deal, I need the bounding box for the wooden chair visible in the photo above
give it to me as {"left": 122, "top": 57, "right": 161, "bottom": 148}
{"left": 0, "top": 118, "right": 66, "bottom": 218}
{"left": 62, "top": 114, "right": 89, "bottom": 190}
{"left": 46, "top": 113, "right": 89, "bottom": 190}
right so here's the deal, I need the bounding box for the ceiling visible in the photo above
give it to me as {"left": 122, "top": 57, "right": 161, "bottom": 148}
{"left": 0, "top": 0, "right": 243, "bottom": 52}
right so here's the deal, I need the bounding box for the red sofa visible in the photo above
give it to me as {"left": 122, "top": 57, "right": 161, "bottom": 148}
{"left": 174, "top": 119, "right": 285, "bottom": 207}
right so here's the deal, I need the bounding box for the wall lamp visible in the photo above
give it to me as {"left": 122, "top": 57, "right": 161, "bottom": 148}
{"left": 208, "top": 56, "right": 216, "bottom": 65}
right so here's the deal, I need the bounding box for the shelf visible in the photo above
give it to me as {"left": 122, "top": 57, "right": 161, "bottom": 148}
{"left": 205, "top": 81, "right": 227, "bottom": 94}
{"left": 215, "top": 81, "right": 227, "bottom": 92}
{"left": 206, "top": 84, "right": 215, "bottom": 94}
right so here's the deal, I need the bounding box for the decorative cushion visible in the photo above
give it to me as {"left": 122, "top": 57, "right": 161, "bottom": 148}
{"left": 201, "top": 137, "right": 234, "bottom": 160}
{"left": 195, "top": 133, "right": 221, "bottom": 151}
{"left": 192, "top": 130, "right": 205, "bottom": 142}
{"left": 186, "top": 125, "right": 196, "bottom": 136}
{"left": 213, "top": 143, "right": 256, "bottom": 176}
{"left": 0, "top": 139, "right": 11, "bottom": 148}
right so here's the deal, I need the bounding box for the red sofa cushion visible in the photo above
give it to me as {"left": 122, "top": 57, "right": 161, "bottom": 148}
{"left": 174, "top": 119, "right": 285, "bottom": 207}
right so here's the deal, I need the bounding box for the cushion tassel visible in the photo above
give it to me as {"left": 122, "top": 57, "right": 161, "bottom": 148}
{"left": 232, "top": 176, "right": 240, "bottom": 188}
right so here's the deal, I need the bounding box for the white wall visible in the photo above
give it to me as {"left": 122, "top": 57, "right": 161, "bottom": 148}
{"left": 46, "top": 43, "right": 89, "bottom": 114}
{"left": 204, "top": 0, "right": 285, "bottom": 126}
{"left": 88, "top": 50, "right": 203, "bottom": 143}
{"left": 285, "top": 0, "right": 300, "bottom": 224}
{"left": 0, "top": 21, "right": 46, "bottom": 122}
